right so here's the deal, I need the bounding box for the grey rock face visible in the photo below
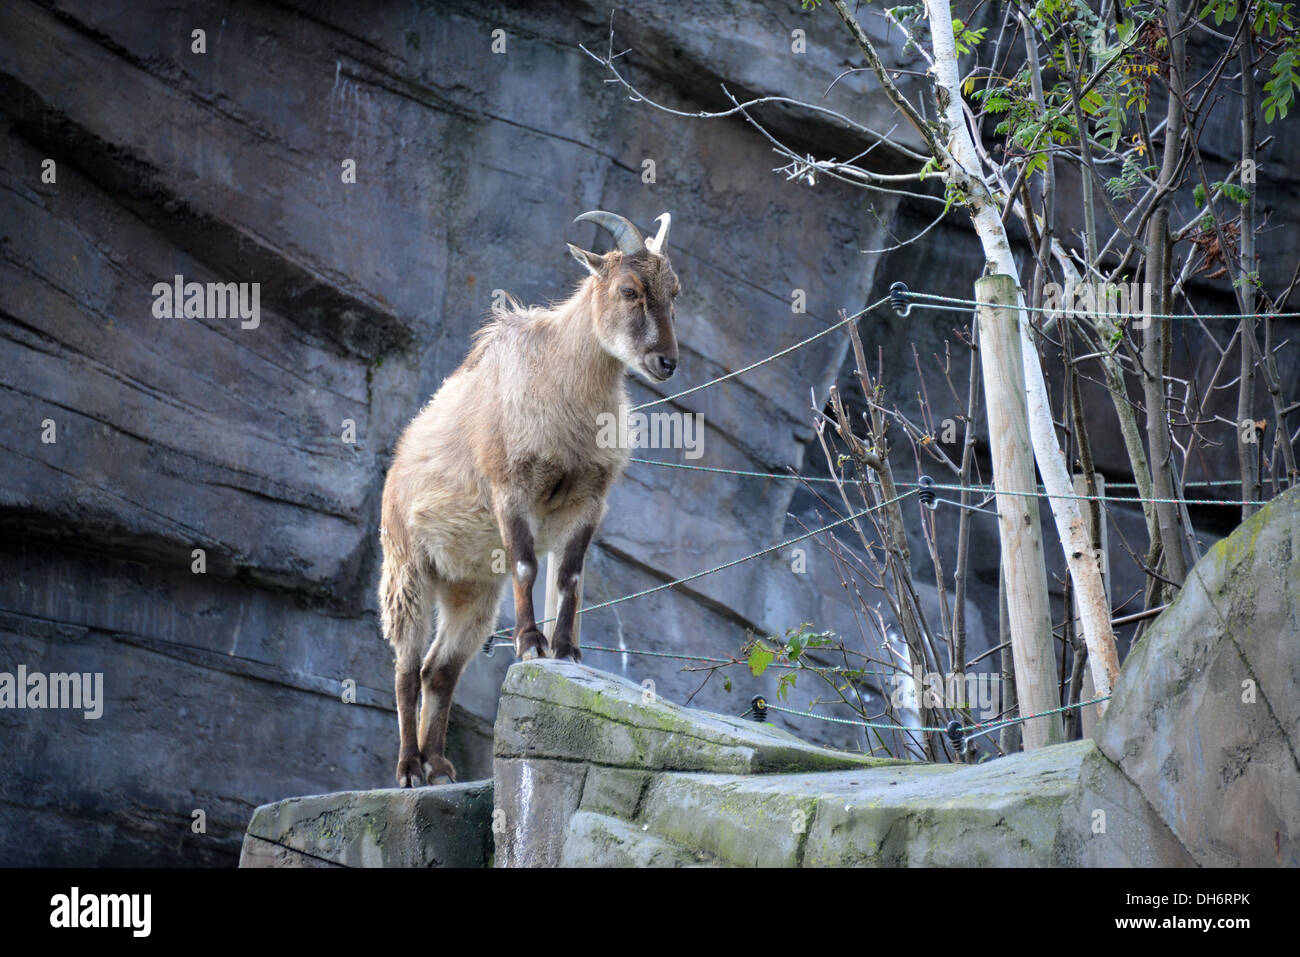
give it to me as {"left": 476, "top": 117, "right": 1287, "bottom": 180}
{"left": 3, "top": 0, "right": 1294, "bottom": 867}
{"left": 239, "top": 483, "right": 1300, "bottom": 874}
{"left": 492, "top": 660, "right": 1086, "bottom": 867}
{"left": 492, "top": 659, "right": 900, "bottom": 867}
{"left": 559, "top": 811, "right": 703, "bottom": 868}
{"left": 1054, "top": 487, "right": 1300, "bottom": 866}
{"left": 1051, "top": 747, "right": 1198, "bottom": 868}
{"left": 240, "top": 781, "right": 494, "bottom": 868}
{"left": 495, "top": 660, "right": 900, "bottom": 774}
{"left": 0, "top": 0, "right": 900, "bottom": 864}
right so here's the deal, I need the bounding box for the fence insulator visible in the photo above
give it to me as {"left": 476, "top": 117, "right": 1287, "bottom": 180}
{"left": 889, "top": 281, "right": 912, "bottom": 316}
{"left": 946, "top": 719, "right": 966, "bottom": 754}
{"left": 918, "top": 474, "right": 937, "bottom": 510}
{"left": 750, "top": 695, "right": 768, "bottom": 722}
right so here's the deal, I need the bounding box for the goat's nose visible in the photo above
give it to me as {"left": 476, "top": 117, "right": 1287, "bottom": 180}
{"left": 658, "top": 355, "right": 677, "bottom": 378}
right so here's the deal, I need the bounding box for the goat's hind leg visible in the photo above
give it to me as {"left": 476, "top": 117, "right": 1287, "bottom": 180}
{"left": 380, "top": 559, "right": 435, "bottom": 788}
{"left": 417, "top": 580, "right": 499, "bottom": 784}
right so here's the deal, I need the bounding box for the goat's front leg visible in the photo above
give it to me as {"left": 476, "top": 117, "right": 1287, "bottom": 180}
{"left": 500, "top": 509, "right": 547, "bottom": 660}
{"left": 548, "top": 522, "right": 595, "bottom": 663}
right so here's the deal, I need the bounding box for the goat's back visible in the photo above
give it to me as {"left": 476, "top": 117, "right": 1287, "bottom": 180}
{"left": 381, "top": 306, "right": 628, "bottom": 580}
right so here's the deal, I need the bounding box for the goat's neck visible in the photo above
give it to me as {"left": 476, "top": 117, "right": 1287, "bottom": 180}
{"left": 545, "top": 283, "right": 623, "bottom": 411}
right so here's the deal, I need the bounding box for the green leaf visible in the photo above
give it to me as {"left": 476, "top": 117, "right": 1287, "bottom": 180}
{"left": 747, "top": 646, "right": 775, "bottom": 677}
{"left": 1262, "top": 40, "right": 1300, "bottom": 123}
{"left": 777, "top": 672, "right": 797, "bottom": 702}
{"left": 1221, "top": 182, "right": 1251, "bottom": 204}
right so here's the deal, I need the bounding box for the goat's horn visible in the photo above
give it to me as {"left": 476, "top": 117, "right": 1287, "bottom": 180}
{"left": 573, "top": 210, "right": 646, "bottom": 255}
{"left": 645, "top": 213, "right": 671, "bottom": 255}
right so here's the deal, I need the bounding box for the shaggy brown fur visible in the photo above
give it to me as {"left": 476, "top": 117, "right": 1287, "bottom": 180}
{"left": 378, "top": 212, "right": 680, "bottom": 786}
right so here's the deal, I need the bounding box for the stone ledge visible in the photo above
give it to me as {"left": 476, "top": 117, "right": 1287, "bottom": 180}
{"left": 550, "top": 740, "right": 1091, "bottom": 867}
{"left": 495, "top": 659, "right": 906, "bottom": 774}
{"left": 492, "top": 658, "right": 1091, "bottom": 867}
{"left": 240, "top": 781, "right": 493, "bottom": 868}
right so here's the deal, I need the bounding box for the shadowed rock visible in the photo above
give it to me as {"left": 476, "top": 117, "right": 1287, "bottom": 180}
{"left": 240, "top": 781, "right": 494, "bottom": 868}
{"left": 1053, "top": 486, "right": 1300, "bottom": 867}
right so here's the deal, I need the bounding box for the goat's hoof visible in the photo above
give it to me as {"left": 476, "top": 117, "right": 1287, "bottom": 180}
{"left": 514, "top": 628, "right": 547, "bottom": 661}
{"left": 421, "top": 754, "right": 456, "bottom": 786}
{"left": 551, "top": 644, "right": 582, "bottom": 664}
{"left": 395, "top": 752, "right": 423, "bottom": 788}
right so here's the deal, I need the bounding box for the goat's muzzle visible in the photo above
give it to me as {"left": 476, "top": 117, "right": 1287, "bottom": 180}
{"left": 646, "top": 353, "right": 677, "bottom": 381}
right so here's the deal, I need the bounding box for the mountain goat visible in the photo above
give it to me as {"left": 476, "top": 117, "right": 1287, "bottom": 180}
{"left": 379, "top": 210, "right": 680, "bottom": 786}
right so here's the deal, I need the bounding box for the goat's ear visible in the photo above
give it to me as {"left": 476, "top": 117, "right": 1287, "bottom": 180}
{"left": 567, "top": 243, "right": 604, "bottom": 276}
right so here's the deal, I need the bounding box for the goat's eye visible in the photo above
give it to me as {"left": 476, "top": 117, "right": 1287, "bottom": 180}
{"left": 620, "top": 286, "right": 637, "bottom": 300}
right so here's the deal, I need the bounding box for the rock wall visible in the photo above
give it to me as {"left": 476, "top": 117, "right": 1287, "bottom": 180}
{"left": 241, "top": 477, "right": 1299, "bottom": 870}
{"left": 492, "top": 660, "right": 1086, "bottom": 867}
{"left": 0, "top": 0, "right": 904, "bottom": 865}
{"left": 240, "top": 782, "right": 493, "bottom": 868}
{"left": 3, "top": 0, "right": 1296, "bottom": 865}
{"left": 1053, "top": 486, "right": 1300, "bottom": 866}
{"left": 242, "top": 660, "right": 1089, "bottom": 868}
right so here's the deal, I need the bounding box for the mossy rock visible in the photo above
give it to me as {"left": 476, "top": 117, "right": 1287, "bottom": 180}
{"left": 1054, "top": 487, "right": 1300, "bottom": 866}
{"left": 495, "top": 659, "right": 904, "bottom": 774}
{"left": 240, "top": 781, "right": 493, "bottom": 868}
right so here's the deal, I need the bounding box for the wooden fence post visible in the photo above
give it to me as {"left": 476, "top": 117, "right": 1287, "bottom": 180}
{"left": 976, "top": 274, "right": 1064, "bottom": 748}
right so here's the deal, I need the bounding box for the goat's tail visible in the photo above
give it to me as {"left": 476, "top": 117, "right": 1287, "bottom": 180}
{"left": 378, "top": 526, "right": 431, "bottom": 653}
